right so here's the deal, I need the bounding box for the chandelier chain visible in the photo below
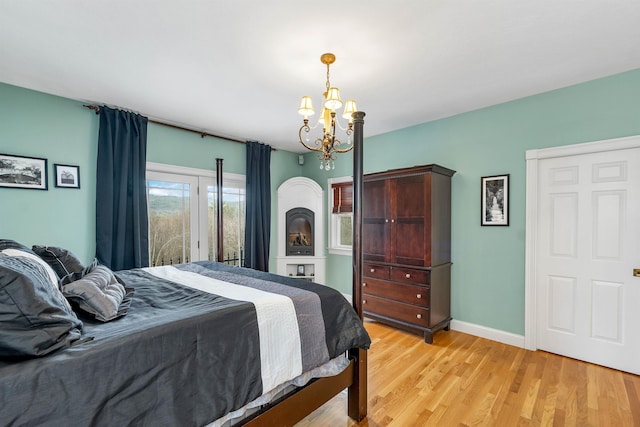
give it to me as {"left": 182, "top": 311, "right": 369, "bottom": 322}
{"left": 326, "top": 63, "right": 331, "bottom": 92}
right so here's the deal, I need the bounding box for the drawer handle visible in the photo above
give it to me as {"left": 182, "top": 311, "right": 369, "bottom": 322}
{"left": 362, "top": 282, "right": 367, "bottom": 287}
{"left": 391, "top": 219, "right": 395, "bottom": 223}
{"left": 385, "top": 219, "right": 389, "bottom": 223}
{"left": 416, "top": 314, "right": 422, "bottom": 319}
{"left": 370, "top": 268, "right": 375, "bottom": 273}
{"left": 363, "top": 299, "right": 367, "bottom": 304}
{"left": 405, "top": 273, "right": 411, "bottom": 279}
{"left": 416, "top": 294, "right": 422, "bottom": 299}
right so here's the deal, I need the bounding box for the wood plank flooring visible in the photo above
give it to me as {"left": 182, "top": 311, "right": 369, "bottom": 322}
{"left": 296, "top": 320, "right": 640, "bottom": 426}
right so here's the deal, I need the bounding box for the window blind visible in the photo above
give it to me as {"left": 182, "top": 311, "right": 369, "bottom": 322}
{"left": 331, "top": 182, "right": 353, "bottom": 213}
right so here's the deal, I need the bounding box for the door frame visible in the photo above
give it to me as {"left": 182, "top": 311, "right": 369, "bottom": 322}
{"left": 524, "top": 134, "right": 640, "bottom": 351}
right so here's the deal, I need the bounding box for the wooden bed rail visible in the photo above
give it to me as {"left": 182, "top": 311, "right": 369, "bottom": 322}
{"left": 242, "top": 357, "right": 356, "bottom": 426}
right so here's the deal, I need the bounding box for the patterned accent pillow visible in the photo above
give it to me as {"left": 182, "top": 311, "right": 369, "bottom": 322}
{"left": 62, "top": 264, "right": 133, "bottom": 322}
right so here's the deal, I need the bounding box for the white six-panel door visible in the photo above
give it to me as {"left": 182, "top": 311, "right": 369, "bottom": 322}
{"left": 533, "top": 144, "right": 640, "bottom": 374}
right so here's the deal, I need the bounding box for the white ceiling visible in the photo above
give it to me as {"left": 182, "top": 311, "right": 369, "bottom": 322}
{"left": 1, "top": 1, "right": 639, "bottom": 153}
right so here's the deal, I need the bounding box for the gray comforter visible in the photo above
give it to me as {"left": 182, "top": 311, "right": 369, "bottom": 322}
{"left": 0, "top": 261, "right": 370, "bottom": 426}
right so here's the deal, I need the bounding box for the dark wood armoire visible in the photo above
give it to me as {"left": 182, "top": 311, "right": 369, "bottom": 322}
{"left": 362, "top": 164, "right": 455, "bottom": 343}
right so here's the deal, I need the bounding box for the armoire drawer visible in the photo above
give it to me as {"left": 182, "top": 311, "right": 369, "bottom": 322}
{"left": 363, "top": 262, "right": 390, "bottom": 280}
{"left": 362, "top": 278, "right": 430, "bottom": 306}
{"left": 390, "top": 267, "right": 429, "bottom": 285}
{"left": 363, "top": 294, "right": 430, "bottom": 327}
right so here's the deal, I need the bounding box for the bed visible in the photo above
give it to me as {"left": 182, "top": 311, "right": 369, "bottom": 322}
{"left": 0, "top": 248, "right": 370, "bottom": 426}
{"left": 1, "top": 112, "right": 368, "bottom": 427}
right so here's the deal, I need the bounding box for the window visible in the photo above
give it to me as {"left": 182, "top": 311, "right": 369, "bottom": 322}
{"left": 146, "top": 172, "right": 197, "bottom": 266}
{"left": 205, "top": 180, "right": 246, "bottom": 266}
{"left": 328, "top": 176, "right": 353, "bottom": 255}
{"left": 146, "top": 162, "right": 245, "bottom": 266}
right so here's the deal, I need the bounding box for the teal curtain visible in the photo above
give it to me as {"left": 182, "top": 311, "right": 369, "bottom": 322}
{"left": 96, "top": 107, "right": 149, "bottom": 270}
{"left": 243, "top": 141, "right": 271, "bottom": 271}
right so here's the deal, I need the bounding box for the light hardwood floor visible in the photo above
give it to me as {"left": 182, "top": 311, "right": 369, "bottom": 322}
{"left": 296, "top": 320, "right": 640, "bottom": 426}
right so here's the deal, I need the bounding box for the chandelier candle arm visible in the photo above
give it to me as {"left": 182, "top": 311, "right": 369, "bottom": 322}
{"left": 297, "top": 53, "right": 358, "bottom": 170}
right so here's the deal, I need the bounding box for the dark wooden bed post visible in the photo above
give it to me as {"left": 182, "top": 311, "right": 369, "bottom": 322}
{"left": 240, "top": 114, "right": 367, "bottom": 426}
{"left": 349, "top": 111, "right": 367, "bottom": 421}
{"left": 216, "top": 158, "right": 224, "bottom": 263}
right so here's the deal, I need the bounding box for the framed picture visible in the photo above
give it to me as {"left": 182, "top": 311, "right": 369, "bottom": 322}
{"left": 481, "top": 174, "right": 509, "bottom": 226}
{"left": 297, "top": 264, "right": 306, "bottom": 276}
{"left": 54, "top": 164, "right": 80, "bottom": 189}
{"left": 0, "top": 153, "right": 48, "bottom": 190}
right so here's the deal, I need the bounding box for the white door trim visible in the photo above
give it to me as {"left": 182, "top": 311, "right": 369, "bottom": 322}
{"left": 524, "top": 134, "right": 640, "bottom": 350}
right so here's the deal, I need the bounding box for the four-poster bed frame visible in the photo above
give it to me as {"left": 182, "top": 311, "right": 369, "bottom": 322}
{"left": 82, "top": 104, "right": 368, "bottom": 425}
{"left": 240, "top": 111, "right": 367, "bottom": 426}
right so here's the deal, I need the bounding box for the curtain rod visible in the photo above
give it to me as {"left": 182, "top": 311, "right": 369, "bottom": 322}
{"left": 83, "top": 104, "right": 273, "bottom": 149}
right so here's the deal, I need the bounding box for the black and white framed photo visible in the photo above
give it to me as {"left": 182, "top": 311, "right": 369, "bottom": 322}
{"left": 297, "top": 264, "right": 306, "bottom": 276}
{"left": 54, "top": 164, "right": 80, "bottom": 189}
{"left": 481, "top": 174, "right": 509, "bottom": 226}
{"left": 0, "top": 153, "right": 48, "bottom": 190}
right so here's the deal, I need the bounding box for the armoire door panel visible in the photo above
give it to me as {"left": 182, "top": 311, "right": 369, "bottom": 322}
{"left": 393, "top": 175, "right": 426, "bottom": 218}
{"left": 363, "top": 179, "right": 388, "bottom": 218}
{"left": 363, "top": 220, "right": 388, "bottom": 262}
{"left": 393, "top": 222, "right": 425, "bottom": 266}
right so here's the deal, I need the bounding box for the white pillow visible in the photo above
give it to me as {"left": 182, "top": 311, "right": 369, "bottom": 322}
{"left": 2, "top": 248, "right": 60, "bottom": 290}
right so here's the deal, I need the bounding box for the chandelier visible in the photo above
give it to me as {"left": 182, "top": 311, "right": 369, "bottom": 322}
{"left": 298, "top": 53, "right": 357, "bottom": 170}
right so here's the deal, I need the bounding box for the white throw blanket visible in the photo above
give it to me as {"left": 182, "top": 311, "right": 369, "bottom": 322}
{"left": 143, "top": 265, "right": 303, "bottom": 392}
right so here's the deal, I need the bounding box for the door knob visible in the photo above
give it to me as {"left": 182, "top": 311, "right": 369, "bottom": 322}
{"left": 634, "top": 269, "right": 640, "bottom": 277}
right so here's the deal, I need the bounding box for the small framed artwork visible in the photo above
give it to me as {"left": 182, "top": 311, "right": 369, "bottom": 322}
{"left": 481, "top": 174, "right": 509, "bottom": 226}
{"left": 0, "top": 153, "right": 48, "bottom": 190}
{"left": 54, "top": 164, "right": 80, "bottom": 189}
{"left": 297, "top": 264, "right": 306, "bottom": 276}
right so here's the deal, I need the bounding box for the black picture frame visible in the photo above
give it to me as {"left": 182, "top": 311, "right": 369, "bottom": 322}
{"left": 0, "top": 153, "right": 48, "bottom": 190}
{"left": 54, "top": 164, "right": 80, "bottom": 189}
{"left": 297, "top": 264, "right": 305, "bottom": 276}
{"left": 481, "top": 174, "right": 509, "bottom": 226}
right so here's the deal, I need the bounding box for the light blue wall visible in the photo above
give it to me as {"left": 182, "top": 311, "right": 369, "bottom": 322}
{"left": 0, "top": 84, "right": 98, "bottom": 261}
{"left": 2, "top": 68, "right": 639, "bottom": 336}
{"left": 0, "top": 83, "right": 301, "bottom": 271}
{"left": 302, "top": 69, "right": 640, "bottom": 335}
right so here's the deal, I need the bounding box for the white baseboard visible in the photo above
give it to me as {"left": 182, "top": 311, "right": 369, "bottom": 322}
{"left": 344, "top": 293, "right": 525, "bottom": 349}
{"left": 450, "top": 319, "right": 525, "bottom": 348}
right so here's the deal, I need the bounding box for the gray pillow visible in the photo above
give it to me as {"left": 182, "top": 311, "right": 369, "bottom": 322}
{"left": 32, "top": 245, "right": 85, "bottom": 279}
{"left": 62, "top": 265, "right": 130, "bottom": 322}
{"left": 0, "top": 239, "right": 35, "bottom": 254}
{"left": 0, "top": 254, "right": 83, "bottom": 358}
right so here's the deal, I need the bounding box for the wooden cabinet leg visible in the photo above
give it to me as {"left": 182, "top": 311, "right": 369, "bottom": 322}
{"left": 424, "top": 331, "right": 433, "bottom": 344}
